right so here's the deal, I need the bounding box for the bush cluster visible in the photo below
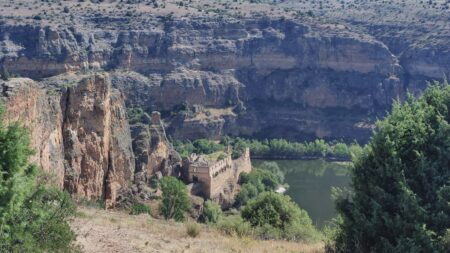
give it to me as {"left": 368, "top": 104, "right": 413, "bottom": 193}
{"left": 130, "top": 203, "right": 151, "bottom": 215}
{"left": 216, "top": 215, "right": 253, "bottom": 237}
{"left": 242, "top": 192, "right": 320, "bottom": 242}
{"left": 235, "top": 162, "right": 284, "bottom": 207}
{"left": 185, "top": 222, "right": 201, "bottom": 238}
{"left": 201, "top": 200, "right": 222, "bottom": 223}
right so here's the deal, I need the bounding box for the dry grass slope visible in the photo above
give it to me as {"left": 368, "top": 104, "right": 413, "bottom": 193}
{"left": 72, "top": 207, "right": 324, "bottom": 253}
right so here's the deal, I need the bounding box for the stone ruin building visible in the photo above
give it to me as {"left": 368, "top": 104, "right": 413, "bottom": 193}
{"left": 183, "top": 148, "right": 252, "bottom": 206}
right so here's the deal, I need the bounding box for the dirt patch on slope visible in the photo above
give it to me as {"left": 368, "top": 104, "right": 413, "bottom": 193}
{"left": 72, "top": 207, "right": 324, "bottom": 253}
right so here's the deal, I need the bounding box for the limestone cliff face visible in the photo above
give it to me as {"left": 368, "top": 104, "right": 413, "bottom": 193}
{"left": 1, "top": 74, "right": 136, "bottom": 207}
{"left": 132, "top": 112, "right": 182, "bottom": 185}
{"left": 0, "top": 16, "right": 447, "bottom": 142}
{"left": 62, "top": 74, "right": 135, "bottom": 206}
{"left": 1, "top": 78, "right": 65, "bottom": 186}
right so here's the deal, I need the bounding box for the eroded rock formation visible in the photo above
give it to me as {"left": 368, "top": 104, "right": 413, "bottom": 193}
{"left": 0, "top": 73, "right": 177, "bottom": 207}
{"left": 62, "top": 74, "right": 135, "bottom": 207}
{"left": 132, "top": 111, "right": 182, "bottom": 185}
{"left": 1, "top": 1, "right": 450, "bottom": 205}
{"left": 0, "top": 17, "right": 415, "bottom": 142}
{"left": 1, "top": 78, "right": 65, "bottom": 187}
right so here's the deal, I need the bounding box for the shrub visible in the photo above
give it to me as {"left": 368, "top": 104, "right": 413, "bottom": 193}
{"left": 16, "top": 186, "right": 77, "bottom": 252}
{"left": 235, "top": 167, "right": 284, "bottom": 208}
{"left": 185, "top": 222, "right": 201, "bottom": 238}
{"left": 159, "top": 176, "right": 191, "bottom": 221}
{"left": 334, "top": 82, "right": 450, "bottom": 252}
{"left": 192, "top": 139, "right": 225, "bottom": 155}
{"left": 216, "top": 215, "right": 253, "bottom": 237}
{"left": 202, "top": 200, "right": 222, "bottom": 223}
{"left": 241, "top": 169, "right": 280, "bottom": 191}
{"left": 234, "top": 183, "right": 259, "bottom": 207}
{"left": 241, "top": 192, "right": 320, "bottom": 242}
{"left": 127, "top": 107, "right": 146, "bottom": 124}
{"left": 0, "top": 65, "right": 10, "bottom": 81}
{"left": 130, "top": 203, "right": 151, "bottom": 215}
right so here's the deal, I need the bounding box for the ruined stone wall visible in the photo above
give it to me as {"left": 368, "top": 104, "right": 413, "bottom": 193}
{"left": 187, "top": 164, "right": 212, "bottom": 197}
{"left": 209, "top": 156, "right": 234, "bottom": 199}
{"left": 186, "top": 148, "right": 252, "bottom": 201}
{"left": 232, "top": 148, "right": 252, "bottom": 177}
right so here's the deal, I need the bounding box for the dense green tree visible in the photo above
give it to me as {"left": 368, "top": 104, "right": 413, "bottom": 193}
{"left": 235, "top": 165, "right": 285, "bottom": 207}
{"left": 334, "top": 82, "right": 450, "bottom": 252}
{"left": 201, "top": 200, "right": 222, "bottom": 223}
{"left": 192, "top": 139, "right": 224, "bottom": 154}
{"left": 0, "top": 107, "right": 77, "bottom": 252}
{"left": 160, "top": 176, "right": 191, "bottom": 222}
{"left": 234, "top": 182, "right": 260, "bottom": 207}
{"left": 241, "top": 191, "right": 319, "bottom": 241}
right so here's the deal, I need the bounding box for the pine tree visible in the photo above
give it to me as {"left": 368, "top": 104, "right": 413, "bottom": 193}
{"left": 0, "top": 107, "right": 77, "bottom": 252}
{"left": 334, "top": 82, "right": 450, "bottom": 252}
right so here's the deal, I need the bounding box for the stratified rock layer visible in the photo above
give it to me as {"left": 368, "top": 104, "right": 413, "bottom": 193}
{"left": 1, "top": 74, "right": 137, "bottom": 207}
{"left": 0, "top": 17, "right": 415, "bottom": 142}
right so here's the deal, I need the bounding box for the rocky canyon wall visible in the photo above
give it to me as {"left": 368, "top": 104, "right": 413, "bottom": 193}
{"left": 0, "top": 73, "right": 177, "bottom": 207}
{"left": 1, "top": 16, "right": 449, "bottom": 143}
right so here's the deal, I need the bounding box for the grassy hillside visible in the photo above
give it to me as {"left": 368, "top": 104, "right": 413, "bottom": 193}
{"left": 72, "top": 206, "right": 324, "bottom": 253}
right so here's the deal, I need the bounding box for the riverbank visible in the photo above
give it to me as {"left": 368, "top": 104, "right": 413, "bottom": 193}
{"left": 251, "top": 155, "right": 351, "bottom": 162}
{"left": 72, "top": 206, "right": 324, "bottom": 253}
{"left": 174, "top": 138, "right": 361, "bottom": 161}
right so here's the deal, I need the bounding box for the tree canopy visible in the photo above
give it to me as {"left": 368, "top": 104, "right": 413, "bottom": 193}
{"left": 160, "top": 176, "right": 191, "bottom": 222}
{"left": 241, "top": 191, "right": 320, "bottom": 241}
{"left": 334, "top": 82, "right": 450, "bottom": 252}
{"left": 0, "top": 107, "right": 77, "bottom": 252}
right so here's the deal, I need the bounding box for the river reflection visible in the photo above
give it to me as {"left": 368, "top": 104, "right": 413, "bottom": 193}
{"left": 252, "top": 159, "right": 351, "bottom": 228}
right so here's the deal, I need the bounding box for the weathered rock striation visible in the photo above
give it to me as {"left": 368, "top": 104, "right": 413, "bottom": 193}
{"left": 0, "top": 73, "right": 177, "bottom": 207}
{"left": 1, "top": 78, "right": 65, "bottom": 186}
{"left": 0, "top": 17, "right": 413, "bottom": 142}
{"left": 132, "top": 111, "right": 182, "bottom": 184}
{"left": 1, "top": 0, "right": 449, "bottom": 206}
{"left": 61, "top": 74, "right": 135, "bottom": 207}
{"left": 1, "top": 1, "right": 450, "bottom": 143}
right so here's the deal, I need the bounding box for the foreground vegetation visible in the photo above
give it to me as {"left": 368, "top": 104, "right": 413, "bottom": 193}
{"left": 72, "top": 206, "right": 324, "bottom": 253}
{"left": 332, "top": 82, "right": 450, "bottom": 252}
{"left": 173, "top": 137, "right": 362, "bottom": 160}
{"left": 0, "top": 108, "right": 77, "bottom": 252}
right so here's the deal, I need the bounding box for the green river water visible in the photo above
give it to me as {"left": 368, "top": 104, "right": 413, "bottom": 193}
{"left": 252, "top": 159, "right": 351, "bottom": 228}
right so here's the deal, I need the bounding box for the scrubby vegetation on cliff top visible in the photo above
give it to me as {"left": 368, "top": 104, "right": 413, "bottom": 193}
{"left": 2, "top": 0, "right": 449, "bottom": 32}
{"left": 331, "top": 81, "right": 450, "bottom": 252}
